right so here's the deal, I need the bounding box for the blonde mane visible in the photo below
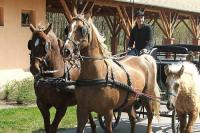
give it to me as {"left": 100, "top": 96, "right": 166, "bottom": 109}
{"left": 169, "top": 62, "right": 200, "bottom": 94}
{"left": 169, "top": 62, "right": 199, "bottom": 79}
{"left": 89, "top": 18, "right": 111, "bottom": 56}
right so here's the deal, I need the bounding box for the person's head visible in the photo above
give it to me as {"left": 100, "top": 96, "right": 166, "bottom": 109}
{"left": 135, "top": 10, "right": 145, "bottom": 25}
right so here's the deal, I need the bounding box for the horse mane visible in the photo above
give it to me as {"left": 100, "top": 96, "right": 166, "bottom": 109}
{"left": 169, "top": 62, "right": 199, "bottom": 78}
{"left": 169, "top": 62, "right": 200, "bottom": 93}
{"left": 89, "top": 18, "right": 111, "bottom": 56}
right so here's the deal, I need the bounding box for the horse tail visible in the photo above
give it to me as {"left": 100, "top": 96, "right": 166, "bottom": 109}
{"left": 143, "top": 55, "right": 160, "bottom": 121}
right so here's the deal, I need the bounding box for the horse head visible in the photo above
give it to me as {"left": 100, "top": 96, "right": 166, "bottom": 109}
{"left": 63, "top": 13, "right": 110, "bottom": 60}
{"left": 164, "top": 64, "right": 184, "bottom": 110}
{"left": 28, "top": 24, "right": 64, "bottom": 77}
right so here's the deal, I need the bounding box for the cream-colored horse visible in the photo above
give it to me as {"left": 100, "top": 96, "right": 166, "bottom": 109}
{"left": 165, "top": 62, "right": 200, "bottom": 133}
{"left": 64, "top": 14, "right": 160, "bottom": 133}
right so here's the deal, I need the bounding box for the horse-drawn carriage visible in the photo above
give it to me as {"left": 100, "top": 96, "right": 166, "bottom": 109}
{"left": 28, "top": 13, "right": 200, "bottom": 133}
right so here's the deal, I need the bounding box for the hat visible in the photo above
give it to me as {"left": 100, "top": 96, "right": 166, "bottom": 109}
{"left": 134, "top": 10, "right": 144, "bottom": 18}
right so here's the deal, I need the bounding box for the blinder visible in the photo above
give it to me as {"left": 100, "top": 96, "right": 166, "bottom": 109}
{"left": 28, "top": 40, "right": 32, "bottom": 50}
{"left": 81, "top": 26, "right": 88, "bottom": 38}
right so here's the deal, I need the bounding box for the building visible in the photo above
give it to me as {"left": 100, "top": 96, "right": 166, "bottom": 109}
{"left": 0, "top": 0, "right": 46, "bottom": 70}
{"left": 0, "top": 0, "right": 46, "bottom": 89}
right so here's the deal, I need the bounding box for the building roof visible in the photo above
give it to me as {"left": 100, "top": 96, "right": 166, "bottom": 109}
{"left": 115, "top": 0, "right": 200, "bottom": 14}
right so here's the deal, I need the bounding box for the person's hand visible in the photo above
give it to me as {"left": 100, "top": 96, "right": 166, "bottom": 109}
{"left": 140, "top": 48, "right": 148, "bottom": 54}
{"left": 127, "top": 47, "right": 132, "bottom": 51}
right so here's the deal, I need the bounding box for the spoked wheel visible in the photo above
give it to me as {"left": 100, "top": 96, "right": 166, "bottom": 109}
{"left": 135, "top": 105, "right": 147, "bottom": 122}
{"left": 98, "top": 111, "right": 121, "bottom": 130}
{"left": 172, "top": 110, "right": 180, "bottom": 133}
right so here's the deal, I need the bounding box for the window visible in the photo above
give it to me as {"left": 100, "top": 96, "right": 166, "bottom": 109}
{"left": 0, "top": 7, "right": 4, "bottom": 26}
{"left": 21, "top": 10, "right": 35, "bottom": 26}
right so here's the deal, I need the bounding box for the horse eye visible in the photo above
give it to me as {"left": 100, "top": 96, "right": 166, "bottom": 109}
{"left": 81, "top": 26, "right": 88, "bottom": 37}
{"left": 64, "top": 26, "right": 69, "bottom": 35}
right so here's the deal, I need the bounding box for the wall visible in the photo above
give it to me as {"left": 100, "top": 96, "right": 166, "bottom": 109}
{"left": 0, "top": 0, "right": 46, "bottom": 70}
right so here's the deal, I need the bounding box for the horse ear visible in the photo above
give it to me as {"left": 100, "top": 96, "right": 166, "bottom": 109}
{"left": 30, "top": 24, "right": 36, "bottom": 32}
{"left": 177, "top": 65, "right": 184, "bottom": 77}
{"left": 57, "top": 39, "right": 63, "bottom": 49}
{"left": 85, "top": 11, "right": 92, "bottom": 20}
{"left": 85, "top": 2, "right": 94, "bottom": 20}
{"left": 164, "top": 65, "right": 170, "bottom": 75}
{"left": 44, "top": 23, "right": 52, "bottom": 34}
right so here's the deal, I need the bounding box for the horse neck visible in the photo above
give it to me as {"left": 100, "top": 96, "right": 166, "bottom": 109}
{"left": 79, "top": 31, "right": 107, "bottom": 79}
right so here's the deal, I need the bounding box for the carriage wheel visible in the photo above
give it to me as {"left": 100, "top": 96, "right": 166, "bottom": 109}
{"left": 172, "top": 110, "right": 180, "bottom": 133}
{"left": 135, "top": 105, "right": 147, "bottom": 122}
{"left": 98, "top": 111, "right": 121, "bottom": 130}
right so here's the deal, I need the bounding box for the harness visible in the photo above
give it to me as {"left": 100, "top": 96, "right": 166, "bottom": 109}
{"left": 76, "top": 59, "right": 133, "bottom": 111}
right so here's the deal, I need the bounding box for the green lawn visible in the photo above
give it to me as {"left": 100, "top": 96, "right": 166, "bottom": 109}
{"left": 0, "top": 106, "right": 78, "bottom": 133}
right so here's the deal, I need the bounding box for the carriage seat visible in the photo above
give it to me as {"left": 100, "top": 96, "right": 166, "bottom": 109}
{"left": 149, "top": 48, "right": 158, "bottom": 59}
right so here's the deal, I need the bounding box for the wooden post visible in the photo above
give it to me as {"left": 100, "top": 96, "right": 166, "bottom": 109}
{"left": 192, "top": 38, "right": 200, "bottom": 45}
{"left": 163, "top": 38, "right": 175, "bottom": 45}
{"left": 111, "top": 35, "right": 119, "bottom": 54}
{"left": 104, "top": 16, "right": 121, "bottom": 54}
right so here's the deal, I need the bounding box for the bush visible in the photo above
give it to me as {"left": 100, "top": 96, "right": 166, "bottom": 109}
{"left": 1, "top": 77, "right": 36, "bottom": 104}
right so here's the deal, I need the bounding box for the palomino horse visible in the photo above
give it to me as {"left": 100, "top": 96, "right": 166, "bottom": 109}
{"left": 64, "top": 14, "right": 160, "bottom": 133}
{"left": 165, "top": 62, "right": 200, "bottom": 133}
{"left": 28, "top": 24, "right": 96, "bottom": 133}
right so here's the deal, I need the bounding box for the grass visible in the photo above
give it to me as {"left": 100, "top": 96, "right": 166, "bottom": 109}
{"left": 0, "top": 77, "right": 97, "bottom": 132}
{"left": 0, "top": 106, "right": 78, "bottom": 133}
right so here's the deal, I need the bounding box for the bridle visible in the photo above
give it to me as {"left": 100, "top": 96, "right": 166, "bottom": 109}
{"left": 63, "top": 15, "right": 104, "bottom": 61}
{"left": 29, "top": 33, "right": 60, "bottom": 75}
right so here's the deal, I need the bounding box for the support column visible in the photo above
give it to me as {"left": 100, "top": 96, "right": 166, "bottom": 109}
{"left": 163, "top": 38, "right": 175, "bottom": 45}
{"left": 104, "top": 16, "right": 121, "bottom": 54}
{"left": 192, "top": 38, "right": 200, "bottom": 45}
{"left": 156, "top": 10, "right": 180, "bottom": 45}
{"left": 111, "top": 35, "right": 119, "bottom": 54}
{"left": 182, "top": 15, "right": 200, "bottom": 45}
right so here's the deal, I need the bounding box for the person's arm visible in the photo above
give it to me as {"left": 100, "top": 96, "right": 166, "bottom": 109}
{"left": 127, "top": 29, "right": 135, "bottom": 49}
{"left": 144, "top": 25, "right": 153, "bottom": 50}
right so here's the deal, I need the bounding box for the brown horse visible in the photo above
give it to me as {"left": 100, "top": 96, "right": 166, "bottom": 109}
{"left": 165, "top": 62, "right": 200, "bottom": 133}
{"left": 64, "top": 14, "right": 160, "bottom": 133}
{"left": 28, "top": 24, "right": 96, "bottom": 133}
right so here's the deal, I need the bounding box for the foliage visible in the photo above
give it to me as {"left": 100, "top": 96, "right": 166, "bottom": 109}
{"left": 0, "top": 77, "right": 36, "bottom": 104}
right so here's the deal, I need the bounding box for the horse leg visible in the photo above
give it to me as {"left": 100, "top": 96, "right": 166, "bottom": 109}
{"left": 37, "top": 101, "right": 51, "bottom": 133}
{"left": 141, "top": 98, "right": 153, "bottom": 133}
{"left": 126, "top": 106, "right": 136, "bottom": 133}
{"left": 177, "top": 111, "right": 186, "bottom": 133}
{"left": 76, "top": 106, "right": 89, "bottom": 133}
{"left": 103, "top": 110, "right": 113, "bottom": 133}
{"left": 88, "top": 113, "right": 96, "bottom": 133}
{"left": 185, "top": 111, "right": 198, "bottom": 133}
{"left": 49, "top": 106, "right": 67, "bottom": 133}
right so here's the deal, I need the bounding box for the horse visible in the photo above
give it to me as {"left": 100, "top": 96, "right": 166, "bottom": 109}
{"left": 28, "top": 24, "right": 96, "bottom": 133}
{"left": 165, "top": 61, "right": 200, "bottom": 133}
{"left": 63, "top": 13, "right": 160, "bottom": 133}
